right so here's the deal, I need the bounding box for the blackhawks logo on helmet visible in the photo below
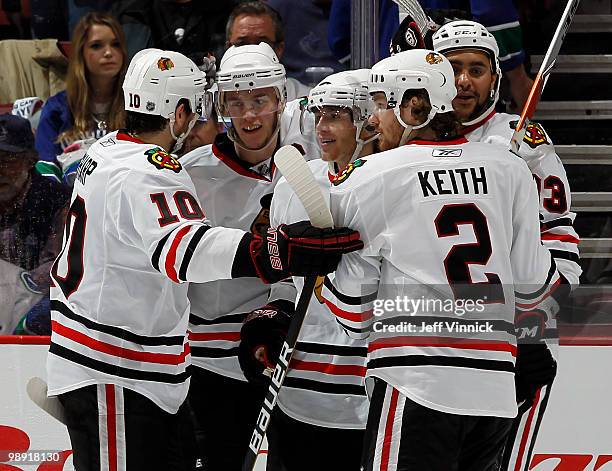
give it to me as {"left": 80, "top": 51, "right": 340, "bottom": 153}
{"left": 145, "top": 147, "right": 182, "bottom": 173}
{"left": 425, "top": 52, "right": 443, "bottom": 65}
{"left": 157, "top": 57, "right": 174, "bottom": 71}
{"left": 332, "top": 159, "right": 366, "bottom": 186}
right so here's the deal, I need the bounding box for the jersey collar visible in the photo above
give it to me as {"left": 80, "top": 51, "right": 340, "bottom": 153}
{"left": 212, "top": 133, "right": 276, "bottom": 182}
{"left": 459, "top": 110, "right": 497, "bottom": 136}
{"left": 116, "top": 130, "right": 145, "bottom": 144}
{"left": 407, "top": 136, "right": 469, "bottom": 146}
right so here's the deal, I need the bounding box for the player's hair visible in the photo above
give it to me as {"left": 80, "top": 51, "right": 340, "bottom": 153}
{"left": 401, "top": 89, "right": 461, "bottom": 140}
{"left": 125, "top": 99, "right": 192, "bottom": 135}
{"left": 58, "top": 12, "right": 127, "bottom": 145}
{"left": 225, "top": 1, "right": 285, "bottom": 45}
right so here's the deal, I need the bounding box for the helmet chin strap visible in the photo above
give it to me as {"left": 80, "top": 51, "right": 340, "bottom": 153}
{"left": 394, "top": 106, "right": 434, "bottom": 146}
{"left": 327, "top": 121, "right": 380, "bottom": 175}
{"left": 169, "top": 112, "right": 198, "bottom": 153}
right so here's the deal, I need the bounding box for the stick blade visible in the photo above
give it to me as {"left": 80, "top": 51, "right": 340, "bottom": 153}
{"left": 27, "top": 376, "right": 66, "bottom": 424}
{"left": 274, "top": 145, "right": 334, "bottom": 229}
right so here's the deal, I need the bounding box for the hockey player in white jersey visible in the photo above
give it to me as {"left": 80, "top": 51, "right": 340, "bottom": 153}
{"left": 432, "top": 21, "right": 579, "bottom": 470}
{"left": 47, "top": 48, "right": 363, "bottom": 471}
{"left": 239, "top": 69, "right": 378, "bottom": 470}
{"left": 321, "top": 49, "right": 568, "bottom": 470}
{"left": 178, "top": 42, "right": 321, "bottom": 470}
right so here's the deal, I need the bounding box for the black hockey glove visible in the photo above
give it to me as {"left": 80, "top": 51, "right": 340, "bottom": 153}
{"left": 244, "top": 221, "right": 363, "bottom": 284}
{"left": 514, "top": 343, "right": 557, "bottom": 405}
{"left": 238, "top": 300, "right": 294, "bottom": 387}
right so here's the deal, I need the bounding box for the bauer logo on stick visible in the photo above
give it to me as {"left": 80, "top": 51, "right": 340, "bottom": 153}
{"left": 145, "top": 147, "right": 182, "bottom": 172}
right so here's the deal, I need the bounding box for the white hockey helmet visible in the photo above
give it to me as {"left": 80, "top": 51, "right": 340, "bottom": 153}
{"left": 307, "top": 69, "right": 378, "bottom": 167}
{"left": 370, "top": 49, "right": 456, "bottom": 144}
{"left": 215, "top": 42, "right": 287, "bottom": 150}
{"left": 432, "top": 20, "right": 502, "bottom": 125}
{"left": 123, "top": 48, "right": 210, "bottom": 119}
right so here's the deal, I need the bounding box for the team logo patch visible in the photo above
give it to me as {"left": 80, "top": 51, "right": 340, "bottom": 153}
{"left": 157, "top": 57, "right": 174, "bottom": 71}
{"left": 146, "top": 101, "right": 156, "bottom": 112}
{"left": 145, "top": 147, "right": 182, "bottom": 173}
{"left": 332, "top": 158, "right": 366, "bottom": 186}
{"left": 425, "top": 52, "right": 443, "bottom": 65}
{"left": 20, "top": 272, "right": 42, "bottom": 294}
{"left": 523, "top": 122, "right": 549, "bottom": 148}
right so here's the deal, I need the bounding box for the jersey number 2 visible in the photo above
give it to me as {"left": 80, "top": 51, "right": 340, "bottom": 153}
{"left": 51, "top": 196, "right": 87, "bottom": 298}
{"left": 435, "top": 203, "right": 505, "bottom": 303}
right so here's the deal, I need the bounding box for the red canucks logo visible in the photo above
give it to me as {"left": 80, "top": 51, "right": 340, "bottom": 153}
{"left": 157, "top": 57, "right": 174, "bottom": 71}
{"left": 145, "top": 147, "right": 182, "bottom": 173}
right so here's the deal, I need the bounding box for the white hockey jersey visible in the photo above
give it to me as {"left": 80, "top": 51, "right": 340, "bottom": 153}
{"left": 270, "top": 159, "right": 368, "bottom": 429}
{"left": 463, "top": 111, "right": 581, "bottom": 285}
{"left": 322, "top": 137, "right": 564, "bottom": 418}
{"left": 182, "top": 98, "right": 321, "bottom": 381}
{"left": 48, "top": 131, "right": 246, "bottom": 414}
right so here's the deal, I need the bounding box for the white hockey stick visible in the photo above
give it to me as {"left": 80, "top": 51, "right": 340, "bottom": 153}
{"left": 509, "top": 0, "right": 581, "bottom": 154}
{"left": 242, "top": 146, "right": 334, "bottom": 471}
{"left": 390, "top": 0, "right": 430, "bottom": 36}
{"left": 27, "top": 376, "right": 66, "bottom": 425}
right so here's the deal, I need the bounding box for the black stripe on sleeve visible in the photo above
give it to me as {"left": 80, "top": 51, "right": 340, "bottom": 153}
{"left": 178, "top": 225, "right": 211, "bottom": 281}
{"left": 541, "top": 217, "right": 574, "bottom": 231}
{"left": 152, "top": 229, "right": 177, "bottom": 272}
{"left": 283, "top": 377, "right": 367, "bottom": 396}
{"left": 190, "top": 346, "right": 240, "bottom": 358}
{"left": 50, "top": 342, "right": 191, "bottom": 384}
{"left": 295, "top": 341, "right": 368, "bottom": 357}
{"left": 324, "top": 277, "right": 378, "bottom": 306}
{"left": 368, "top": 355, "right": 514, "bottom": 373}
{"left": 51, "top": 300, "right": 185, "bottom": 346}
{"left": 549, "top": 249, "right": 580, "bottom": 263}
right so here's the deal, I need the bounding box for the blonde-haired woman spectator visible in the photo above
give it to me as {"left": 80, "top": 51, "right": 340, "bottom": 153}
{"left": 35, "top": 12, "right": 127, "bottom": 182}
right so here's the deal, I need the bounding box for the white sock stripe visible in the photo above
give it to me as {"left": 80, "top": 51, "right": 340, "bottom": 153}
{"left": 509, "top": 387, "right": 547, "bottom": 471}
{"left": 97, "top": 384, "right": 110, "bottom": 471}
{"left": 386, "top": 392, "right": 405, "bottom": 471}
{"left": 373, "top": 383, "right": 393, "bottom": 471}
{"left": 114, "top": 386, "right": 127, "bottom": 471}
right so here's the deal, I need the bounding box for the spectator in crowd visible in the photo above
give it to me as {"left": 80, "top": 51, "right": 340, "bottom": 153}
{"left": 263, "top": 0, "right": 345, "bottom": 87}
{"left": 226, "top": 1, "right": 311, "bottom": 101}
{"left": 29, "top": 0, "right": 69, "bottom": 40}
{"left": 111, "top": 0, "right": 240, "bottom": 63}
{"left": 0, "top": 0, "right": 28, "bottom": 39}
{"left": 328, "top": 0, "right": 400, "bottom": 64}
{"left": 35, "top": 12, "right": 127, "bottom": 183}
{"left": 66, "top": 0, "right": 113, "bottom": 37}
{"left": 0, "top": 114, "right": 70, "bottom": 333}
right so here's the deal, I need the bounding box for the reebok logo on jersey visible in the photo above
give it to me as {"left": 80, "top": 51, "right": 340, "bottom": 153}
{"left": 145, "top": 147, "right": 182, "bottom": 173}
{"left": 332, "top": 159, "right": 366, "bottom": 186}
{"left": 432, "top": 148, "right": 462, "bottom": 157}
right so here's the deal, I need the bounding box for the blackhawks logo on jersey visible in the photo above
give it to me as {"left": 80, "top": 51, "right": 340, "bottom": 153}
{"left": 523, "top": 122, "right": 549, "bottom": 148}
{"left": 157, "top": 57, "right": 174, "bottom": 71}
{"left": 332, "top": 159, "right": 366, "bottom": 186}
{"left": 145, "top": 147, "right": 182, "bottom": 173}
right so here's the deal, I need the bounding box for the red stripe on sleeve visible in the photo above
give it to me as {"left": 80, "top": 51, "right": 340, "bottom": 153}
{"left": 323, "top": 298, "right": 373, "bottom": 323}
{"left": 165, "top": 225, "right": 192, "bottom": 283}
{"left": 52, "top": 321, "right": 190, "bottom": 365}
{"left": 541, "top": 233, "right": 579, "bottom": 244}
